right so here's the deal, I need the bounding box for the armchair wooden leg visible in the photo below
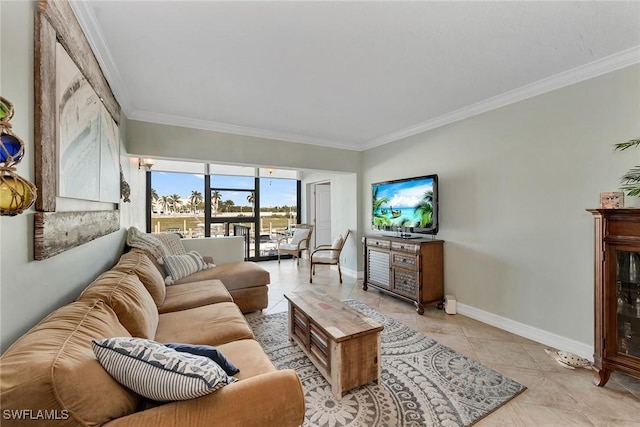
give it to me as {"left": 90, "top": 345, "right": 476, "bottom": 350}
{"left": 338, "top": 264, "right": 342, "bottom": 283}
{"left": 309, "top": 263, "right": 313, "bottom": 283}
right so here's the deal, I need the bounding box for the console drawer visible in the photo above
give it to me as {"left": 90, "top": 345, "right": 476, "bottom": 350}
{"left": 391, "top": 242, "right": 420, "bottom": 254}
{"left": 367, "top": 238, "right": 391, "bottom": 249}
{"left": 392, "top": 253, "right": 417, "bottom": 269}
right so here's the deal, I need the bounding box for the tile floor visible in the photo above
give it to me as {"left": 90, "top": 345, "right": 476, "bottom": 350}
{"left": 249, "top": 259, "right": 640, "bottom": 426}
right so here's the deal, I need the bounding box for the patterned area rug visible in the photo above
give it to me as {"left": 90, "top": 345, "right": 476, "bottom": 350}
{"left": 248, "top": 300, "right": 526, "bottom": 427}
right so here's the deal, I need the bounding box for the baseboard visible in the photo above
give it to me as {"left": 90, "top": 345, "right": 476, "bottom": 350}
{"left": 457, "top": 302, "right": 594, "bottom": 361}
{"left": 340, "top": 267, "right": 362, "bottom": 279}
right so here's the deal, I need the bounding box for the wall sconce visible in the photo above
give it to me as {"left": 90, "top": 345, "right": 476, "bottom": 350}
{"left": 138, "top": 158, "right": 155, "bottom": 170}
{"left": 0, "top": 96, "right": 37, "bottom": 216}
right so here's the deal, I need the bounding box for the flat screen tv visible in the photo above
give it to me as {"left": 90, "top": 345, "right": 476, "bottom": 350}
{"left": 371, "top": 174, "right": 438, "bottom": 235}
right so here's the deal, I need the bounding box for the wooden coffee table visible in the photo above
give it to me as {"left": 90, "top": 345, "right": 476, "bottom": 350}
{"left": 284, "top": 291, "right": 384, "bottom": 398}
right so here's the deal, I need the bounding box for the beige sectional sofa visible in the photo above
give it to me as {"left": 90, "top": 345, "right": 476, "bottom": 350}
{"left": 135, "top": 234, "right": 271, "bottom": 313}
{"left": 0, "top": 240, "right": 305, "bottom": 426}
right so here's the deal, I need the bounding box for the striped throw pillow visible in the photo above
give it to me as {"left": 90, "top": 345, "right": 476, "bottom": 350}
{"left": 163, "top": 251, "right": 210, "bottom": 285}
{"left": 92, "top": 337, "right": 237, "bottom": 402}
{"left": 156, "top": 233, "right": 187, "bottom": 256}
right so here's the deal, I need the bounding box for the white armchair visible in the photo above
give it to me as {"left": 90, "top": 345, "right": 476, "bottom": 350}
{"left": 309, "top": 230, "right": 351, "bottom": 283}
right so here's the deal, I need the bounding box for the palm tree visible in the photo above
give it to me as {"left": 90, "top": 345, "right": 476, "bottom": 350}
{"left": 189, "top": 190, "right": 203, "bottom": 214}
{"left": 222, "top": 199, "right": 235, "bottom": 213}
{"left": 170, "top": 194, "right": 182, "bottom": 213}
{"left": 372, "top": 186, "right": 391, "bottom": 227}
{"left": 211, "top": 190, "right": 222, "bottom": 216}
{"left": 159, "top": 195, "right": 171, "bottom": 213}
{"left": 414, "top": 190, "right": 434, "bottom": 227}
{"left": 247, "top": 192, "right": 255, "bottom": 216}
{"left": 150, "top": 188, "right": 159, "bottom": 212}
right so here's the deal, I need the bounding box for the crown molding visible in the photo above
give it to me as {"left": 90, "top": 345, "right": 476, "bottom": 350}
{"left": 69, "top": 0, "right": 134, "bottom": 116}
{"left": 363, "top": 46, "right": 640, "bottom": 150}
{"left": 128, "top": 110, "right": 360, "bottom": 151}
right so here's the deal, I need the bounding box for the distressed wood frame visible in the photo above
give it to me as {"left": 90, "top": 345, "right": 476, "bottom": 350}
{"left": 34, "top": 0, "right": 121, "bottom": 260}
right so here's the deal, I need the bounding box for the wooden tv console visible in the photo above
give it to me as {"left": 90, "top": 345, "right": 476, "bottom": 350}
{"left": 362, "top": 234, "right": 444, "bottom": 314}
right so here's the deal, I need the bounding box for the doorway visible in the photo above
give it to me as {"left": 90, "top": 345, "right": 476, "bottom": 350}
{"left": 313, "top": 182, "right": 332, "bottom": 249}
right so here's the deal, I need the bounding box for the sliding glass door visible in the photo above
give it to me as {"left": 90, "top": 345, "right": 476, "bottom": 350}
{"left": 148, "top": 161, "right": 300, "bottom": 261}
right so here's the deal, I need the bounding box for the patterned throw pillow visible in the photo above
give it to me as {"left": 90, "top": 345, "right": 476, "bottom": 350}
{"left": 155, "top": 233, "right": 187, "bottom": 256}
{"left": 126, "top": 227, "right": 167, "bottom": 265}
{"left": 164, "top": 343, "right": 240, "bottom": 375}
{"left": 92, "top": 337, "right": 237, "bottom": 402}
{"left": 163, "top": 251, "right": 211, "bottom": 285}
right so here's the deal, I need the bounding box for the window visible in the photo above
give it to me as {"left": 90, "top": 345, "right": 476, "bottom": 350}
{"left": 147, "top": 162, "right": 301, "bottom": 261}
{"left": 150, "top": 170, "right": 205, "bottom": 238}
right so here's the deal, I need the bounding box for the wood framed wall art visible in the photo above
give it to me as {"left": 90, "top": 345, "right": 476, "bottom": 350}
{"left": 34, "top": 0, "right": 121, "bottom": 260}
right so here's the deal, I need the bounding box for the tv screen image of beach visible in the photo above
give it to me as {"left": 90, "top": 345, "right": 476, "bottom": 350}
{"left": 372, "top": 175, "right": 437, "bottom": 233}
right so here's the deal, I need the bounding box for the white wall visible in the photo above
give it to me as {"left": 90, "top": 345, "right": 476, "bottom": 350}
{"left": 0, "top": 1, "right": 146, "bottom": 352}
{"left": 363, "top": 64, "right": 640, "bottom": 353}
{"left": 301, "top": 171, "right": 360, "bottom": 274}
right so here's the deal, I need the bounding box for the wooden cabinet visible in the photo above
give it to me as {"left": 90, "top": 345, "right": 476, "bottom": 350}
{"left": 363, "top": 235, "right": 444, "bottom": 314}
{"left": 589, "top": 209, "right": 640, "bottom": 386}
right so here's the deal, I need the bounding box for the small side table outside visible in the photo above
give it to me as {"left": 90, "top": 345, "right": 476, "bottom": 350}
{"left": 284, "top": 291, "right": 384, "bottom": 398}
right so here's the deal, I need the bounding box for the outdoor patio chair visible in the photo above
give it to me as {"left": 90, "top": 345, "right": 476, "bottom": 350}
{"left": 277, "top": 224, "right": 314, "bottom": 265}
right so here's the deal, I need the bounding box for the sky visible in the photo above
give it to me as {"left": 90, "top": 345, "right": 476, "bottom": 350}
{"left": 151, "top": 172, "right": 297, "bottom": 207}
{"left": 375, "top": 176, "right": 435, "bottom": 208}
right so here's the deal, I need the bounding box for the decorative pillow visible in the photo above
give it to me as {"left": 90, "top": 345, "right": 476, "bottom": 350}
{"left": 92, "top": 337, "right": 237, "bottom": 402}
{"left": 164, "top": 342, "right": 239, "bottom": 375}
{"left": 290, "top": 228, "right": 310, "bottom": 245}
{"left": 163, "top": 251, "right": 211, "bottom": 285}
{"left": 330, "top": 235, "right": 344, "bottom": 259}
{"left": 156, "top": 233, "right": 187, "bottom": 256}
{"left": 126, "top": 227, "right": 167, "bottom": 265}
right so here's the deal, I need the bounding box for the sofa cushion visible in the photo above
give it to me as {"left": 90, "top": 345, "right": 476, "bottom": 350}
{"left": 156, "top": 302, "right": 254, "bottom": 346}
{"left": 163, "top": 251, "right": 211, "bottom": 285}
{"left": 78, "top": 270, "right": 158, "bottom": 339}
{"left": 164, "top": 342, "right": 240, "bottom": 375}
{"left": 0, "top": 300, "right": 140, "bottom": 427}
{"left": 216, "top": 339, "right": 277, "bottom": 380}
{"left": 92, "top": 337, "right": 237, "bottom": 402}
{"left": 158, "top": 279, "right": 233, "bottom": 314}
{"left": 155, "top": 232, "right": 187, "bottom": 256}
{"left": 227, "top": 286, "right": 269, "bottom": 314}
{"left": 113, "top": 249, "right": 166, "bottom": 306}
{"left": 126, "top": 226, "right": 167, "bottom": 265}
{"left": 173, "top": 261, "right": 270, "bottom": 291}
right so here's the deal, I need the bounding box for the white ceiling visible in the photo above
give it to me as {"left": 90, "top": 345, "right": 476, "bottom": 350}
{"left": 72, "top": 1, "right": 640, "bottom": 151}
